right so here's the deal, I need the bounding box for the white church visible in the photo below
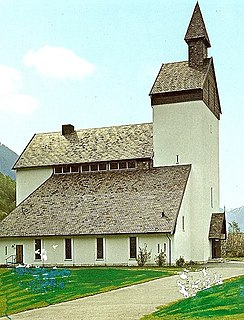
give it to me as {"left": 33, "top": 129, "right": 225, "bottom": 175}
{"left": 0, "top": 3, "right": 226, "bottom": 266}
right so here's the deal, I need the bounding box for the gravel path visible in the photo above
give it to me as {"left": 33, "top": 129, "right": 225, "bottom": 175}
{"left": 2, "top": 262, "right": 244, "bottom": 320}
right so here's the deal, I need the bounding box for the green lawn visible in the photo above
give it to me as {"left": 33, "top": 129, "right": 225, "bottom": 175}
{"left": 225, "top": 257, "right": 244, "bottom": 262}
{"left": 0, "top": 266, "right": 175, "bottom": 317}
{"left": 142, "top": 276, "right": 244, "bottom": 320}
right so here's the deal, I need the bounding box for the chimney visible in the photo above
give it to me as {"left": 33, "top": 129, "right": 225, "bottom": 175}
{"left": 62, "top": 124, "right": 75, "bottom": 135}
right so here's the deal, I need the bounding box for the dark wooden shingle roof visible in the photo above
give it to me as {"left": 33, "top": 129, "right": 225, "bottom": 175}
{"left": 14, "top": 123, "right": 153, "bottom": 169}
{"left": 0, "top": 165, "right": 191, "bottom": 237}
{"left": 209, "top": 213, "right": 226, "bottom": 239}
{"left": 184, "top": 2, "right": 211, "bottom": 47}
{"left": 150, "top": 59, "right": 210, "bottom": 95}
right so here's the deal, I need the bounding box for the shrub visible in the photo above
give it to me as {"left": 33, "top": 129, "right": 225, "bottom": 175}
{"left": 155, "top": 250, "right": 167, "bottom": 267}
{"left": 136, "top": 244, "right": 152, "bottom": 267}
{"left": 176, "top": 256, "right": 185, "bottom": 267}
{"left": 186, "top": 260, "right": 196, "bottom": 266}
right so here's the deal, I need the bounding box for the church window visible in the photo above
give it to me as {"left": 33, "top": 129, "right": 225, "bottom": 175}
{"left": 54, "top": 166, "right": 62, "bottom": 174}
{"left": 35, "top": 239, "right": 41, "bottom": 260}
{"left": 129, "top": 237, "right": 137, "bottom": 259}
{"left": 96, "top": 238, "right": 104, "bottom": 259}
{"left": 71, "top": 165, "right": 79, "bottom": 173}
{"left": 63, "top": 165, "right": 70, "bottom": 173}
{"left": 91, "top": 163, "right": 98, "bottom": 171}
{"left": 210, "top": 187, "right": 214, "bottom": 208}
{"left": 5, "top": 246, "right": 7, "bottom": 255}
{"left": 157, "top": 243, "right": 160, "bottom": 253}
{"left": 99, "top": 163, "right": 107, "bottom": 171}
{"left": 119, "top": 161, "right": 127, "bottom": 169}
{"left": 128, "top": 161, "right": 136, "bottom": 169}
{"left": 110, "top": 162, "right": 118, "bottom": 170}
{"left": 82, "top": 164, "right": 89, "bottom": 172}
{"left": 65, "top": 239, "right": 72, "bottom": 260}
{"left": 182, "top": 216, "right": 185, "bottom": 232}
{"left": 164, "top": 243, "right": 167, "bottom": 252}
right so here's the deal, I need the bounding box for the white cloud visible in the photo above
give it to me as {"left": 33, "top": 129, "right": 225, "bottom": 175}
{"left": 0, "top": 65, "right": 38, "bottom": 114}
{"left": 23, "top": 45, "right": 94, "bottom": 80}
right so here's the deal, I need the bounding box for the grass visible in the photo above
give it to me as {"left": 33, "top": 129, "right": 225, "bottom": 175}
{"left": 225, "top": 257, "right": 244, "bottom": 262}
{"left": 142, "top": 276, "right": 244, "bottom": 320}
{"left": 0, "top": 266, "right": 176, "bottom": 317}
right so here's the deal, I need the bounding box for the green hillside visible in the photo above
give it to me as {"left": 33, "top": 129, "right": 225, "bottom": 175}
{"left": 0, "top": 172, "right": 16, "bottom": 221}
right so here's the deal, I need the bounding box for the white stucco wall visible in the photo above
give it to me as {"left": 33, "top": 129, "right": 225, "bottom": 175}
{"left": 0, "top": 234, "right": 170, "bottom": 266}
{"left": 16, "top": 167, "right": 53, "bottom": 205}
{"left": 153, "top": 101, "right": 220, "bottom": 263}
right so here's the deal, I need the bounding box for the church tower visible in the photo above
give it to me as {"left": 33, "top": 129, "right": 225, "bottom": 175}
{"left": 150, "top": 3, "right": 223, "bottom": 262}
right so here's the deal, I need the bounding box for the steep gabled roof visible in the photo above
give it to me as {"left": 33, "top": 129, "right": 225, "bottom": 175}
{"left": 150, "top": 59, "right": 211, "bottom": 95}
{"left": 0, "top": 165, "right": 191, "bottom": 237}
{"left": 209, "top": 213, "right": 226, "bottom": 239}
{"left": 14, "top": 123, "right": 153, "bottom": 169}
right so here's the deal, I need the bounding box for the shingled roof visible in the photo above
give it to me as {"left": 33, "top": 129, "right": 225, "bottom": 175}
{"left": 14, "top": 123, "right": 153, "bottom": 169}
{"left": 184, "top": 2, "right": 211, "bottom": 47}
{"left": 209, "top": 213, "right": 226, "bottom": 239}
{"left": 0, "top": 165, "right": 191, "bottom": 237}
{"left": 150, "top": 58, "right": 211, "bottom": 95}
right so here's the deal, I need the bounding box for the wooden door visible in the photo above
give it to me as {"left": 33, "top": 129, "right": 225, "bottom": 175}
{"left": 212, "top": 240, "right": 221, "bottom": 258}
{"left": 16, "top": 245, "right": 23, "bottom": 264}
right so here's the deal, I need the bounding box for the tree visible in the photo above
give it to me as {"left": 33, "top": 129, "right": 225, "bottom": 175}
{"left": 228, "top": 221, "right": 241, "bottom": 233}
{"left": 0, "top": 172, "right": 16, "bottom": 221}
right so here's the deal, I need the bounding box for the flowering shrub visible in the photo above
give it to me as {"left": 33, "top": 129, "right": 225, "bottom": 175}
{"left": 136, "top": 244, "right": 152, "bottom": 267}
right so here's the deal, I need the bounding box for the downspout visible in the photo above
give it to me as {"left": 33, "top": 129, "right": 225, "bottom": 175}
{"left": 166, "top": 234, "right": 172, "bottom": 266}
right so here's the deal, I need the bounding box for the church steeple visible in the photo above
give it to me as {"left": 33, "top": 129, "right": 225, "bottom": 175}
{"left": 184, "top": 2, "right": 211, "bottom": 69}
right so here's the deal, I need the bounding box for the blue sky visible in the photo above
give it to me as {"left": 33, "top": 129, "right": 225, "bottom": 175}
{"left": 0, "top": 0, "right": 243, "bottom": 209}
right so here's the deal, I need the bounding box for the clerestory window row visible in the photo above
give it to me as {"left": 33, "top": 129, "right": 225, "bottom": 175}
{"left": 54, "top": 160, "right": 136, "bottom": 174}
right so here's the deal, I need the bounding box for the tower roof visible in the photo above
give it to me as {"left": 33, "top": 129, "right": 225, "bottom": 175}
{"left": 184, "top": 2, "right": 211, "bottom": 48}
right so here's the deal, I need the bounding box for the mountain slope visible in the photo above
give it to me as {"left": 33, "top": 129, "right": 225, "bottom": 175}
{"left": 226, "top": 206, "right": 244, "bottom": 232}
{"left": 0, "top": 171, "right": 16, "bottom": 221}
{"left": 0, "top": 143, "right": 18, "bottom": 180}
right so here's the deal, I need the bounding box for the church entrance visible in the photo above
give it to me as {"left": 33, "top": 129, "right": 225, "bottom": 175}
{"left": 16, "top": 245, "right": 23, "bottom": 264}
{"left": 212, "top": 239, "right": 221, "bottom": 258}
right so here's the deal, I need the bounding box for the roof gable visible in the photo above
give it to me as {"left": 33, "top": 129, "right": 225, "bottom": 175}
{"left": 0, "top": 165, "right": 191, "bottom": 237}
{"left": 14, "top": 123, "right": 153, "bottom": 169}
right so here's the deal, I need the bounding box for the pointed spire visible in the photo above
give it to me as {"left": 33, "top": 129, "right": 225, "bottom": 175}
{"left": 185, "top": 2, "right": 211, "bottom": 69}
{"left": 185, "top": 2, "right": 211, "bottom": 47}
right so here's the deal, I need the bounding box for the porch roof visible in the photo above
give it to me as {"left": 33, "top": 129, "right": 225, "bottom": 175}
{"left": 209, "top": 212, "right": 227, "bottom": 239}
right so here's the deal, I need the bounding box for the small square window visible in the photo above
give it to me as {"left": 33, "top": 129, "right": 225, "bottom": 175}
{"left": 82, "top": 164, "right": 89, "bottom": 172}
{"left": 91, "top": 164, "right": 98, "bottom": 171}
{"left": 119, "top": 161, "right": 127, "bottom": 169}
{"left": 128, "top": 161, "right": 136, "bottom": 168}
{"left": 54, "top": 167, "right": 62, "bottom": 174}
{"left": 71, "top": 165, "right": 79, "bottom": 173}
{"left": 110, "top": 162, "right": 118, "bottom": 170}
{"left": 99, "top": 163, "right": 107, "bottom": 171}
{"left": 63, "top": 166, "right": 70, "bottom": 173}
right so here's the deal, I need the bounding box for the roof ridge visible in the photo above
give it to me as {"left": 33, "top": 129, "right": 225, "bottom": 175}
{"left": 35, "top": 122, "right": 153, "bottom": 136}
